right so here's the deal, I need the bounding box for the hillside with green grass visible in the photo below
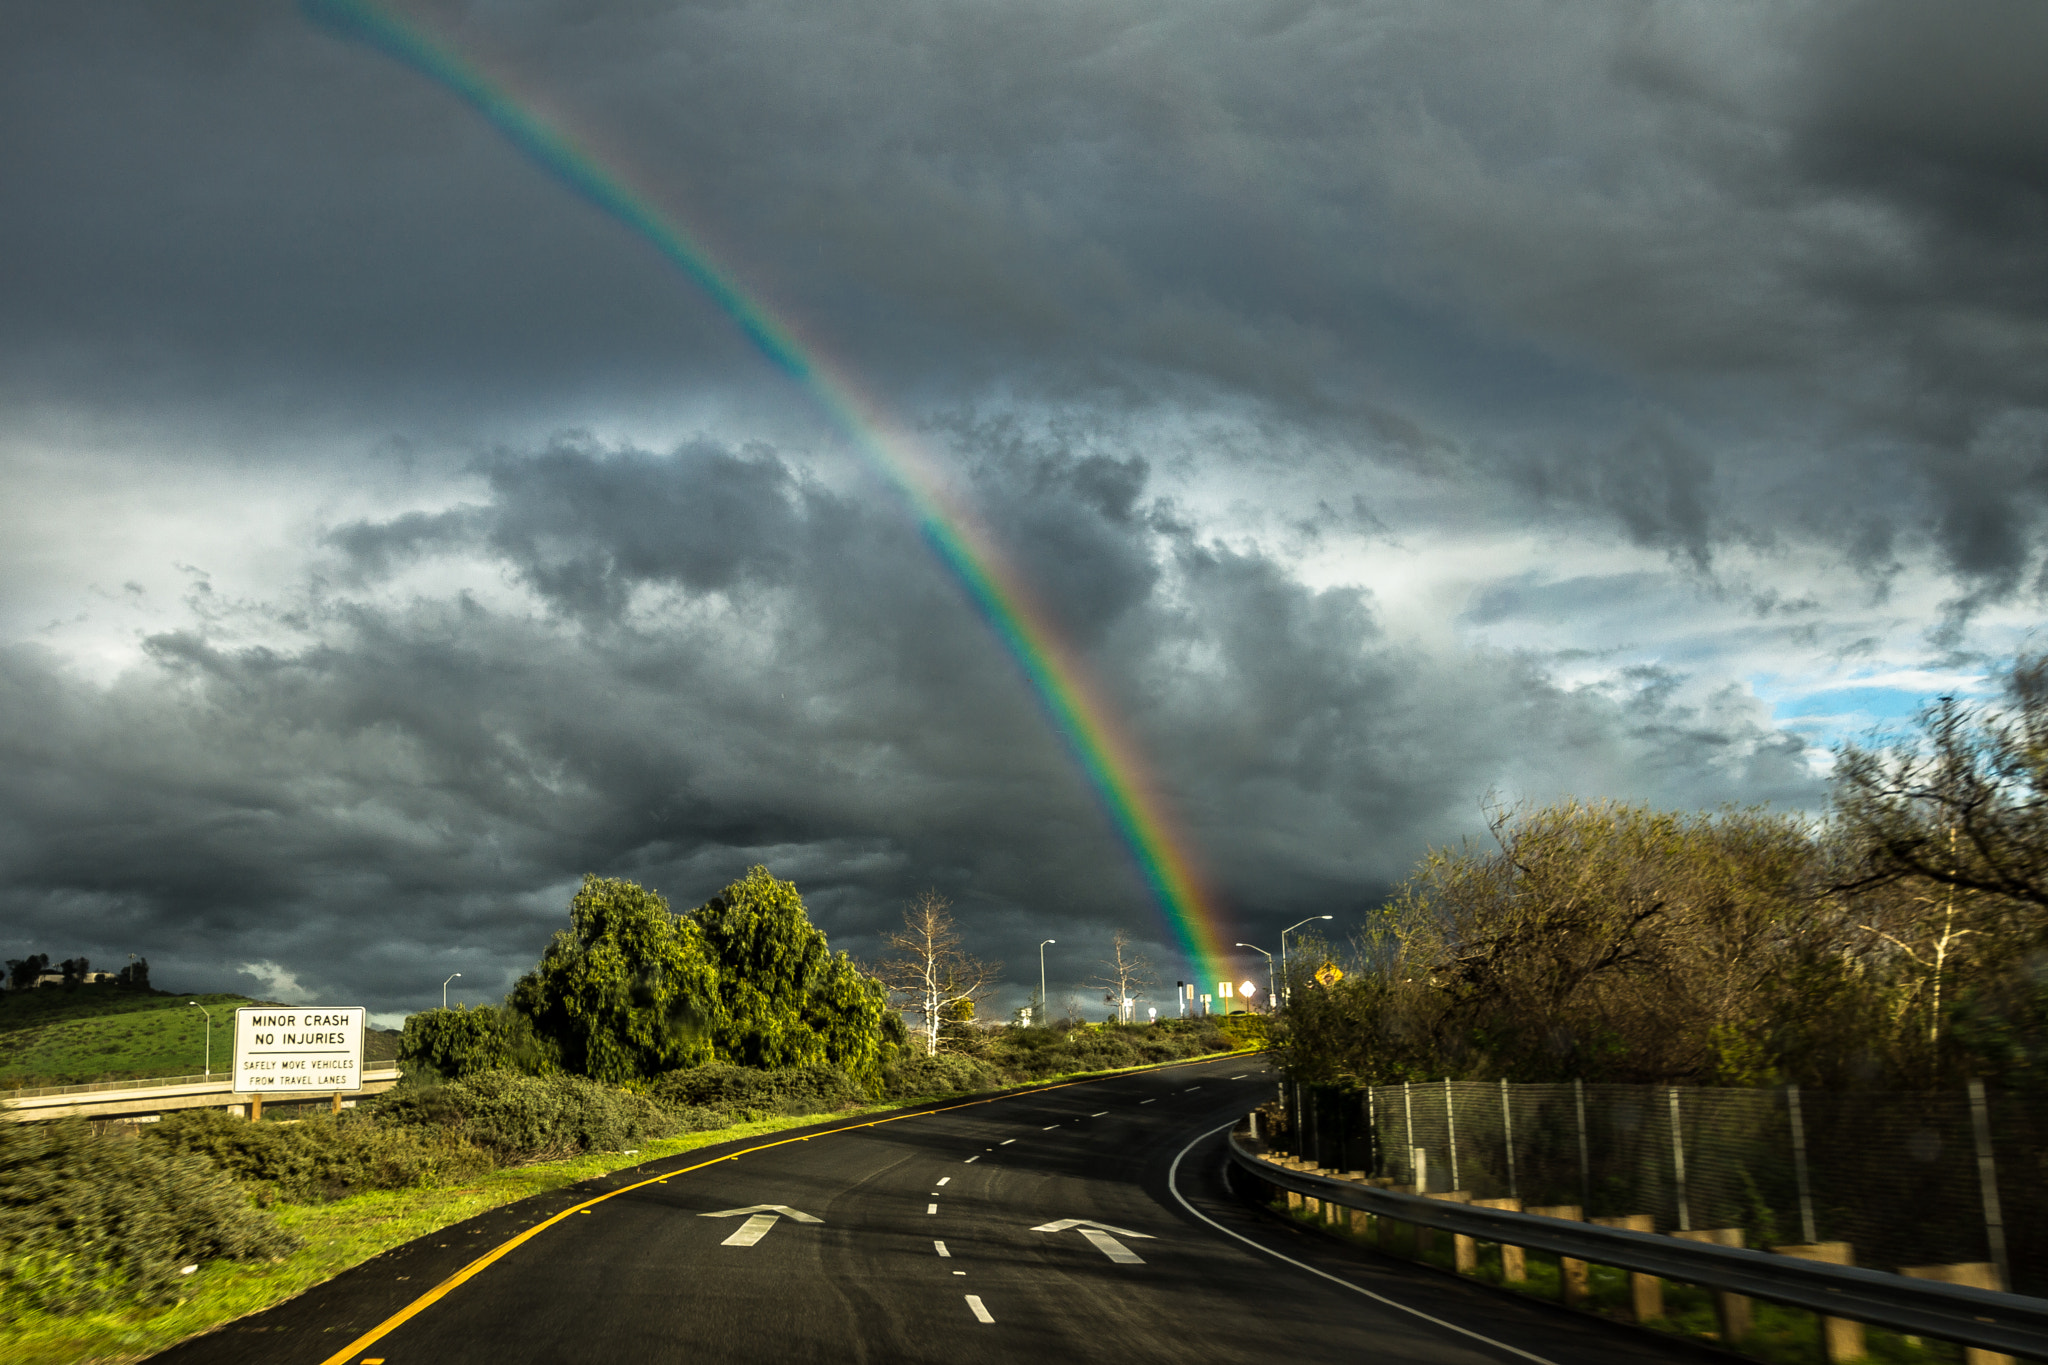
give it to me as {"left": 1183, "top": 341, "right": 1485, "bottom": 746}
{"left": 0, "top": 988, "right": 400, "bottom": 1088}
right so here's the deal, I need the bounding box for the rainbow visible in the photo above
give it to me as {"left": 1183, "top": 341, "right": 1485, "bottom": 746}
{"left": 302, "top": 0, "right": 1237, "bottom": 991}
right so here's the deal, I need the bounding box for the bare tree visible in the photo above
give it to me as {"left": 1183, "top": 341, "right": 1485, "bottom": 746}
{"left": 1834, "top": 658, "right": 2048, "bottom": 930}
{"left": 875, "top": 891, "right": 1001, "bottom": 1056}
{"left": 1090, "top": 930, "right": 1156, "bottom": 1024}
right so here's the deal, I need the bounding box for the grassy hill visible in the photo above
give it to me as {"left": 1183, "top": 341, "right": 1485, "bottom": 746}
{"left": 0, "top": 987, "right": 401, "bottom": 1088}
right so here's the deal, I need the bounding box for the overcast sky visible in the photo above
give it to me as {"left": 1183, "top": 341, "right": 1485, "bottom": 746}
{"left": 4, "top": 0, "right": 2045, "bottom": 1024}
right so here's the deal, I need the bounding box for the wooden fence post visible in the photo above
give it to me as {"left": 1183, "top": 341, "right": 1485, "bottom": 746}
{"left": 1474, "top": 1198, "right": 1524, "bottom": 1281}
{"left": 1772, "top": 1242, "right": 1863, "bottom": 1362}
{"left": 1673, "top": 1228, "right": 1750, "bottom": 1343}
{"left": 1592, "top": 1215, "right": 1663, "bottom": 1321}
{"left": 1902, "top": 1263, "right": 2011, "bottom": 1365}
{"left": 1527, "top": 1205, "right": 1587, "bottom": 1306}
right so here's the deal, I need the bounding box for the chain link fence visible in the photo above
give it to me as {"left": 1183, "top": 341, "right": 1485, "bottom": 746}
{"left": 1273, "top": 1078, "right": 2040, "bottom": 1295}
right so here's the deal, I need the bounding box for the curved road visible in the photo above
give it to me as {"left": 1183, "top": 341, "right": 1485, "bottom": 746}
{"left": 158, "top": 1054, "right": 1712, "bottom": 1364}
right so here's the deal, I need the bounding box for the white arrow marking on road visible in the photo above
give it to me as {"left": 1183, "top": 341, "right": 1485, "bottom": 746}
{"left": 1080, "top": 1229, "right": 1145, "bottom": 1264}
{"left": 718, "top": 1213, "right": 780, "bottom": 1246}
{"left": 1031, "top": 1218, "right": 1154, "bottom": 1237}
{"left": 698, "top": 1205, "right": 823, "bottom": 1246}
{"left": 1032, "top": 1218, "right": 1154, "bottom": 1263}
{"left": 699, "top": 1205, "right": 825, "bottom": 1222}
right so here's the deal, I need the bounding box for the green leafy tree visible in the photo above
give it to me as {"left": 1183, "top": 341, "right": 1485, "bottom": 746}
{"left": 398, "top": 1003, "right": 515, "bottom": 1081}
{"left": 507, "top": 875, "right": 718, "bottom": 1083}
{"left": 5, "top": 953, "right": 49, "bottom": 991}
{"left": 687, "top": 866, "right": 892, "bottom": 1085}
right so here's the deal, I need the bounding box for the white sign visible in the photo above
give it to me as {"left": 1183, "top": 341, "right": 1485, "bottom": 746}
{"left": 1240, "top": 980, "right": 1259, "bottom": 998}
{"left": 231, "top": 1006, "right": 365, "bottom": 1094}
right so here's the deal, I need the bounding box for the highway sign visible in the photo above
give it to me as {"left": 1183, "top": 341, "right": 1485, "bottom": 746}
{"left": 230, "top": 1006, "right": 365, "bottom": 1095}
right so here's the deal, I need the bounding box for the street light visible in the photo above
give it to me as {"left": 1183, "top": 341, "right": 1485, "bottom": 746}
{"left": 1038, "top": 940, "right": 1055, "bottom": 1027}
{"left": 1236, "top": 943, "right": 1274, "bottom": 1012}
{"left": 442, "top": 972, "right": 462, "bottom": 1010}
{"left": 188, "top": 1001, "right": 212, "bottom": 1076}
{"left": 1278, "top": 916, "right": 1334, "bottom": 1006}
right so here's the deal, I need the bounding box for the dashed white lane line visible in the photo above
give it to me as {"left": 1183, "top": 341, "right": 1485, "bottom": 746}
{"left": 1230, "top": 1074, "right": 1249, "bottom": 1079}
{"left": 966, "top": 1295, "right": 995, "bottom": 1324}
{"left": 937, "top": 1177, "right": 951, "bottom": 1186}
{"left": 935, "top": 1240, "right": 950, "bottom": 1257}
{"left": 1090, "top": 1110, "right": 1108, "bottom": 1117}
{"left": 1139, "top": 1099, "right": 1156, "bottom": 1104}
{"left": 1042, "top": 1125, "right": 1060, "bottom": 1130}
{"left": 964, "top": 1155, "right": 980, "bottom": 1163}
{"left": 927, "top": 1203, "right": 939, "bottom": 1214}
{"left": 999, "top": 1139, "right": 1015, "bottom": 1145}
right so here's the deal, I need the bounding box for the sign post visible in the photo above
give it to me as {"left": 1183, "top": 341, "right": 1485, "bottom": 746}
{"left": 232, "top": 1006, "right": 366, "bottom": 1116}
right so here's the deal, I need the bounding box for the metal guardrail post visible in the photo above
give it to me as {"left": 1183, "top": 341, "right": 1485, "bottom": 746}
{"left": 1969, "top": 1079, "right": 2011, "bottom": 1291}
{"left": 1669, "top": 1087, "right": 1690, "bottom": 1232}
{"left": 1500, "top": 1079, "right": 1517, "bottom": 1203}
{"left": 1788, "top": 1083, "right": 1817, "bottom": 1244}
{"left": 1574, "top": 1078, "right": 1590, "bottom": 1212}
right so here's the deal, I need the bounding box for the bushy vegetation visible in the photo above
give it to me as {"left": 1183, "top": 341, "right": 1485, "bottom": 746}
{"left": 145, "top": 1109, "right": 491, "bottom": 1203}
{"left": 414, "top": 867, "right": 893, "bottom": 1088}
{"left": 1279, "top": 661, "right": 2048, "bottom": 1092}
{"left": 0, "top": 1120, "right": 296, "bottom": 1314}
{"left": 648, "top": 1062, "right": 867, "bottom": 1119}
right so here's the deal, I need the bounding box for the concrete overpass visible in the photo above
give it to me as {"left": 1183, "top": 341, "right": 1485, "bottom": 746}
{"left": 3, "top": 1066, "right": 403, "bottom": 1122}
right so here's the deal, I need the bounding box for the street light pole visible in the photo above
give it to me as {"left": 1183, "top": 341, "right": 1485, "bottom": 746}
{"left": 189, "top": 1001, "right": 211, "bottom": 1076}
{"left": 1235, "top": 944, "right": 1274, "bottom": 1013}
{"left": 1278, "top": 916, "right": 1334, "bottom": 1007}
{"left": 1037, "top": 940, "right": 1055, "bottom": 1027}
{"left": 442, "top": 972, "right": 462, "bottom": 1010}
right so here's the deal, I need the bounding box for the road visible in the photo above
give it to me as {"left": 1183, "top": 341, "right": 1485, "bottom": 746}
{"left": 157, "top": 1053, "right": 1715, "bottom": 1364}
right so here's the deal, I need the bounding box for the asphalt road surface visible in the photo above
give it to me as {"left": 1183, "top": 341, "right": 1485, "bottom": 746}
{"left": 156, "top": 1054, "right": 1715, "bottom": 1364}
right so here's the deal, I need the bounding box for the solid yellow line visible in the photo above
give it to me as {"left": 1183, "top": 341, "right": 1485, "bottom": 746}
{"left": 316, "top": 1050, "right": 1254, "bottom": 1365}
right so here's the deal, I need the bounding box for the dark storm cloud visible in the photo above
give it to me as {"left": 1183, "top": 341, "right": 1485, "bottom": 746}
{"left": 15, "top": 0, "right": 2047, "bottom": 1014}
{"left": 7, "top": 0, "right": 2047, "bottom": 585}
{"left": 0, "top": 436, "right": 1815, "bottom": 1013}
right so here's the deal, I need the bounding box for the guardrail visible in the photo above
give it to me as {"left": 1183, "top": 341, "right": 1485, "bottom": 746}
{"left": 4, "top": 1071, "right": 224, "bottom": 1099}
{"left": 3, "top": 1067, "right": 405, "bottom": 1123}
{"left": 1228, "top": 1127, "right": 2048, "bottom": 1359}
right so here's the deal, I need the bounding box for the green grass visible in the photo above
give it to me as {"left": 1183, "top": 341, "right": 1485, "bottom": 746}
{"left": 0, "top": 990, "right": 399, "bottom": 1087}
{"left": 2, "top": 1046, "right": 1261, "bottom": 1363}
{"left": 0, "top": 1114, "right": 827, "bottom": 1365}
{"left": 1277, "top": 1198, "right": 1972, "bottom": 1365}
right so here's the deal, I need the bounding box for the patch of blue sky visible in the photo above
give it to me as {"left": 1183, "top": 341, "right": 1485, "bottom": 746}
{"left": 1775, "top": 686, "right": 1932, "bottom": 724}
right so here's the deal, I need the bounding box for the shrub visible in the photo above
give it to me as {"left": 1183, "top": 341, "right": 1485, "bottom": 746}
{"left": 880, "top": 1053, "right": 1006, "bottom": 1099}
{"left": 385, "top": 1071, "right": 678, "bottom": 1162}
{"left": 648, "top": 1063, "right": 864, "bottom": 1119}
{"left": 0, "top": 1120, "right": 295, "bottom": 1313}
{"left": 146, "top": 1109, "right": 490, "bottom": 1203}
